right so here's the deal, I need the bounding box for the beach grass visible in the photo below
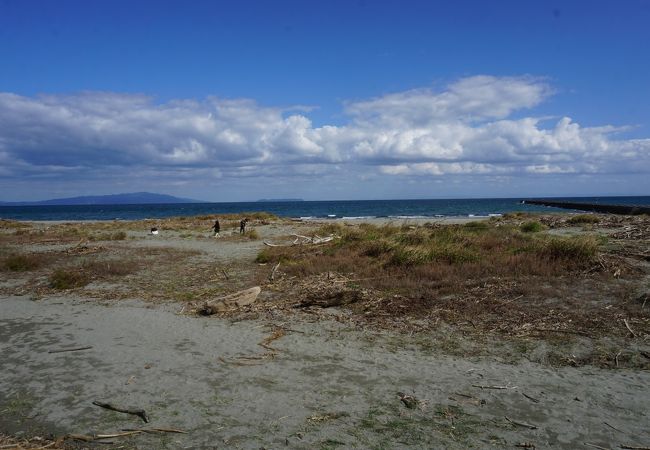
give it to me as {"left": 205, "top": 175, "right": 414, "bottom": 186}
{"left": 49, "top": 258, "right": 140, "bottom": 289}
{"left": 49, "top": 268, "right": 90, "bottom": 289}
{"left": 520, "top": 220, "right": 545, "bottom": 232}
{"left": 1, "top": 253, "right": 47, "bottom": 271}
{"left": 256, "top": 222, "right": 600, "bottom": 295}
{"left": 567, "top": 214, "right": 600, "bottom": 224}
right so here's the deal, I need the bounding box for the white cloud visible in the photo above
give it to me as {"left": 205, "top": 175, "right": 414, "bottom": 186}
{"left": 345, "top": 75, "right": 552, "bottom": 126}
{"left": 0, "top": 75, "right": 648, "bottom": 198}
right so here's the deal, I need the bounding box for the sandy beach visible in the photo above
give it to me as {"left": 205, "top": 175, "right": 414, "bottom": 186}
{"left": 1, "top": 214, "right": 649, "bottom": 449}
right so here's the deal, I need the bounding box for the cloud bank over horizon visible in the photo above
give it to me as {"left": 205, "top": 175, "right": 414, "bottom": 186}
{"left": 1, "top": 75, "right": 648, "bottom": 201}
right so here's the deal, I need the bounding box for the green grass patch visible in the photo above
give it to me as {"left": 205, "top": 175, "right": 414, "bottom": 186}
{"left": 532, "top": 235, "right": 598, "bottom": 264}
{"left": 520, "top": 221, "right": 545, "bottom": 233}
{"left": 463, "top": 220, "right": 489, "bottom": 231}
{"left": 255, "top": 248, "right": 273, "bottom": 263}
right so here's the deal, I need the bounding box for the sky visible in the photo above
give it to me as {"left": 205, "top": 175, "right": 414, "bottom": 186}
{"left": 0, "top": 0, "right": 649, "bottom": 202}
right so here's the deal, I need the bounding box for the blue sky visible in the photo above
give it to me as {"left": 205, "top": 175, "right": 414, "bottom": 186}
{"left": 0, "top": 0, "right": 649, "bottom": 202}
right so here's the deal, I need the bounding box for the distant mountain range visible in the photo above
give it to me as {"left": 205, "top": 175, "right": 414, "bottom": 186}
{"left": 0, "top": 192, "right": 202, "bottom": 206}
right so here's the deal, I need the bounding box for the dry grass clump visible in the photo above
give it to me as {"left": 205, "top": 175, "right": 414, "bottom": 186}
{"left": 0, "top": 219, "right": 32, "bottom": 229}
{"left": 247, "top": 229, "right": 260, "bottom": 240}
{"left": 257, "top": 223, "right": 601, "bottom": 287}
{"left": 88, "top": 230, "right": 127, "bottom": 241}
{"left": 49, "top": 258, "right": 139, "bottom": 289}
{"left": 567, "top": 214, "right": 600, "bottom": 224}
{"left": 49, "top": 268, "right": 90, "bottom": 289}
{"left": 531, "top": 235, "right": 599, "bottom": 266}
{"left": 1, "top": 253, "right": 48, "bottom": 271}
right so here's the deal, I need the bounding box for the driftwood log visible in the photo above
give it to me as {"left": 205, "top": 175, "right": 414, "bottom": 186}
{"left": 264, "top": 234, "right": 337, "bottom": 247}
{"left": 198, "top": 286, "right": 261, "bottom": 315}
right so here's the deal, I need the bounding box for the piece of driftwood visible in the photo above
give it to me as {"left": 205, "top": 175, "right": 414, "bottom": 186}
{"left": 621, "top": 446, "right": 650, "bottom": 450}
{"left": 122, "top": 427, "right": 187, "bottom": 434}
{"left": 48, "top": 346, "right": 93, "bottom": 354}
{"left": 453, "top": 392, "right": 476, "bottom": 399}
{"left": 623, "top": 319, "right": 637, "bottom": 338}
{"left": 92, "top": 401, "right": 149, "bottom": 423}
{"left": 264, "top": 234, "right": 337, "bottom": 247}
{"left": 259, "top": 328, "right": 286, "bottom": 350}
{"left": 95, "top": 431, "right": 142, "bottom": 439}
{"left": 269, "top": 262, "right": 281, "bottom": 281}
{"left": 505, "top": 416, "right": 537, "bottom": 430}
{"left": 198, "top": 286, "right": 261, "bottom": 315}
{"left": 67, "top": 427, "right": 186, "bottom": 443}
{"left": 583, "top": 443, "right": 609, "bottom": 450}
{"left": 472, "top": 384, "right": 511, "bottom": 390}
{"left": 604, "top": 421, "right": 623, "bottom": 433}
{"left": 66, "top": 434, "right": 97, "bottom": 442}
{"left": 522, "top": 392, "right": 540, "bottom": 403}
{"left": 515, "top": 443, "right": 536, "bottom": 449}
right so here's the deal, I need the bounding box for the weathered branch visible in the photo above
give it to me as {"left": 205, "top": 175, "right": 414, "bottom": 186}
{"left": 505, "top": 416, "right": 537, "bottom": 430}
{"left": 623, "top": 319, "right": 637, "bottom": 338}
{"left": 269, "top": 262, "right": 281, "bottom": 281}
{"left": 92, "top": 401, "right": 149, "bottom": 423}
{"left": 48, "top": 346, "right": 92, "bottom": 354}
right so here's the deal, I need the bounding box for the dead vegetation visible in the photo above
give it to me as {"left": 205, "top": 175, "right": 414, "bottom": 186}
{"left": 258, "top": 222, "right": 601, "bottom": 281}
{"left": 1, "top": 253, "right": 51, "bottom": 272}
{"left": 0, "top": 434, "right": 67, "bottom": 449}
{"left": 48, "top": 258, "right": 140, "bottom": 289}
{"left": 250, "top": 218, "right": 649, "bottom": 348}
{"left": 0, "top": 212, "right": 280, "bottom": 246}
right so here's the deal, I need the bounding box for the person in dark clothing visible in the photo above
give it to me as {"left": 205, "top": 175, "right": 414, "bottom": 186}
{"left": 239, "top": 218, "right": 247, "bottom": 234}
{"left": 212, "top": 219, "right": 220, "bottom": 237}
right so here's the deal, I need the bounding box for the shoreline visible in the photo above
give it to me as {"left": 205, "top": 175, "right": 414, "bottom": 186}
{"left": 14, "top": 215, "right": 496, "bottom": 226}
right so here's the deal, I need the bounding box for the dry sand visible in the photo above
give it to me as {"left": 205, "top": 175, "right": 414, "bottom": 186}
{"left": 1, "top": 216, "right": 649, "bottom": 449}
{"left": 2, "top": 295, "right": 649, "bottom": 449}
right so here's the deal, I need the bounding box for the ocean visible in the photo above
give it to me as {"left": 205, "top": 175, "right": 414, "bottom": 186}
{"left": 1, "top": 196, "right": 649, "bottom": 221}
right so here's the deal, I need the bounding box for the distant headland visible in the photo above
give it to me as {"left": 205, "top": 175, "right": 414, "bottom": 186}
{"left": 0, "top": 192, "right": 201, "bottom": 206}
{"left": 256, "top": 198, "right": 304, "bottom": 202}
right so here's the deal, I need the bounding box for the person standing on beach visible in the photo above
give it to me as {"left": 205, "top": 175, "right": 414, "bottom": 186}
{"left": 212, "top": 219, "right": 221, "bottom": 237}
{"left": 239, "top": 218, "right": 247, "bottom": 234}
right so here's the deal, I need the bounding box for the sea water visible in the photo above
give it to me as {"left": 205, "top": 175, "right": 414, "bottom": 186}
{"left": 1, "top": 196, "right": 649, "bottom": 221}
